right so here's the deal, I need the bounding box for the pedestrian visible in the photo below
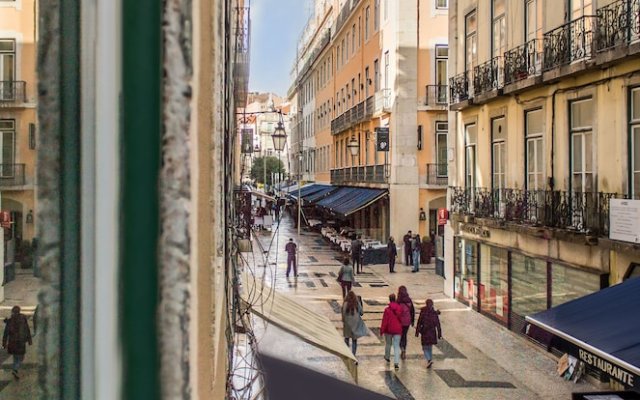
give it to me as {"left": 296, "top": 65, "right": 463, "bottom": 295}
{"left": 403, "top": 231, "right": 413, "bottom": 266}
{"left": 411, "top": 234, "right": 422, "bottom": 273}
{"left": 2, "top": 306, "right": 32, "bottom": 380}
{"left": 285, "top": 238, "right": 298, "bottom": 278}
{"left": 380, "top": 293, "right": 403, "bottom": 370}
{"left": 274, "top": 202, "right": 280, "bottom": 221}
{"left": 341, "top": 290, "right": 368, "bottom": 356}
{"left": 415, "top": 299, "right": 442, "bottom": 369}
{"left": 351, "top": 235, "right": 363, "bottom": 274}
{"left": 387, "top": 237, "right": 397, "bottom": 273}
{"left": 397, "top": 286, "right": 415, "bottom": 360}
{"left": 337, "top": 258, "right": 355, "bottom": 299}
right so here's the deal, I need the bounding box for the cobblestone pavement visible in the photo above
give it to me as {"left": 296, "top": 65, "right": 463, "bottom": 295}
{"left": 249, "top": 215, "right": 599, "bottom": 400}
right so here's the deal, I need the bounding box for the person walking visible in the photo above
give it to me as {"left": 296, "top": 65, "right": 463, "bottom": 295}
{"left": 285, "top": 238, "right": 298, "bottom": 278}
{"left": 341, "top": 290, "right": 368, "bottom": 356}
{"left": 387, "top": 237, "right": 397, "bottom": 273}
{"left": 415, "top": 299, "right": 442, "bottom": 369}
{"left": 2, "top": 306, "right": 32, "bottom": 380}
{"left": 337, "top": 258, "right": 355, "bottom": 299}
{"left": 396, "top": 286, "right": 415, "bottom": 360}
{"left": 402, "top": 231, "right": 413, "bottom": 266}
{"left": 351, "top": 235, "right": 363, "bottom": 275}
{"left": 411, "top": 234, "right": 422, "bottom": 273}
{"left": 380, "top": 293, "right": 403, "bottom": 370}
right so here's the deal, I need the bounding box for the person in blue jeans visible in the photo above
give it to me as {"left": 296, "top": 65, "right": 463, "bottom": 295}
{"left": 415, "top": 299, "right": 442, "bottom": 369}
{"left": 380, "top": 293, "right": 403, "bottom": 370}
{"left": 341, "top": 290, "right": 368, "bottom": 356}
{"left": 411, "top": 234, "right": 422, "bottom": 273}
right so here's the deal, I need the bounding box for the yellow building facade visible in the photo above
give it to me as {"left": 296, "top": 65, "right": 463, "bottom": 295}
{"left": 0, "top": 0, "right": 37, "bottom": 245}
{"left": 446, "top": 0, "right": 640, "bottom": 343}
{"left": 290, "top": 0, "right": 449, "bottom": 248}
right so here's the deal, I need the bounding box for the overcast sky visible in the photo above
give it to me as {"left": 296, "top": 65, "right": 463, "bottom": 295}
{"left": 249, "top": 0, "right": 311, "bottom": 97}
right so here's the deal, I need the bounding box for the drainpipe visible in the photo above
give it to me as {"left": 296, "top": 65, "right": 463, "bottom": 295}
{"left": 549, "top": 88, "right": 558, "bottom": 190}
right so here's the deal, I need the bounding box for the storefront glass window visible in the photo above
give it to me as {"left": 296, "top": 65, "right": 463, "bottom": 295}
{"left": 551, "top": 263, "right": 601, "bottom": 306}
{"left": 511, "top": 253, "right": 547, "bottom": 328}
{"left": 480, "top": 245, "right": 508, "bottom": 324}
{"left": 454, "top": 238, "right": 478, "bottom": 307}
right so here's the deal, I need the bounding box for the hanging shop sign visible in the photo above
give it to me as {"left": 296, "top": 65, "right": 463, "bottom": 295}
{"left": 437, "top": 208, "right": 448, "bottom": 225}
{"left": 577, "top": 348, "right": 637, "bottom": 388}
{"left": 241, "top": 128, "right": 254, "bottom": 154}
{"left": 0, "top": 211, "right": 12, "bottom": 229}
{"left": 609, "top": 198, "right": 640, "bottom": 243}
{"left": 375, "top": 127, "right": 389, "bottom": 152}
{"left": 460, "top": 224, "right": 490, "bottom": 238}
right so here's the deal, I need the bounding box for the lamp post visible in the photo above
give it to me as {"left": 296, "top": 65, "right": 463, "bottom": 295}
{"left": 347, "top": 135, "right": 359, "bottom": 180}
{"left": 297, "top": 151, "right": 302, "bottom": 236}
{"left": 271, "top": 117, "right": 287, "bottom": 221}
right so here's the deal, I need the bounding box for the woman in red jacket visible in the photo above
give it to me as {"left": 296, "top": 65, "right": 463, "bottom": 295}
{"left": 380, "top": 293, "right": 403, "bottom": 370}
{"left": 415, "top": 298, "right": 442, "bottom": 369}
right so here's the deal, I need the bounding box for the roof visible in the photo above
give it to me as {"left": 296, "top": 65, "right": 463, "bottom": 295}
{"left": 316, "top": 187, "right": 387, "bottom": 217}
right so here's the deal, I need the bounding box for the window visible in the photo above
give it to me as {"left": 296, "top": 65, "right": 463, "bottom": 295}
{"left": 479, "top": 245, "right": 508, "bottom": 323}
{"left": 384, "top": 0, "right": 389, "bottom": 19}
{"left": 525, "top": 0, "right": 541, "bottom": 42}
{"left": 491, "top": 117, "right": 506, "bottom": 191}
{"left": 571, "top": 0, "right": 593, "bottom": 20}
{"left": 365, "top": 67, "right": 370, "bottom": 98}
{"left": 454, "top": 238, "right": 478, "bottom": 307}
{"left": 526, "top": 109, "right": 544, "bottom": 190}
{"left": 465, "top": 11, "right": 478, "bottom": 72}
{"left": 631, "top": 88, "right": 640, "bottom": 198}
{"left": 0, "top": 119, "right": 15, "bottom": 177}
{"left": 436, "top": 0, "right": 448, "bottom": 9}
{"left": 351, "top": 78, "right": 355, "bottom": 105}
{"left": 384, "top": 51, "right": 389, "bottom": 90}
{"left": 551, "top": 263, "right": 601, "bottom": 306}
{"left": 435, "top": 45, "right": 448, "bottom": 102}
{"left": 358, "top": 17, "right": 361, "bottom": 45}
{"left": 570, "top": 99, "right": 594, "bottom": 192}
{"left": 511, "top": 253, "right": 548, "bottom": 326}
{"left": 346, "top": 34, "right": 350, "bottom": 59}
{"left": 492, "top": 0, "right": 506, "bottom": 58}
{"left": 436, "top": 122, "right": 448, "bottom": 176}
{"left": 365, "top": 6, "right": 370, "bottom": 40}
{"left": 465, "top": 123, "right": 477, "bottom": 188}
{"left": 374, "top": 59, "right": 380, "bottom": 91}
{"left": 0, "top": 40, "right": 15, "bottom": 100}
{"left": 374, "top": 0, "right": 380, "bottom": 31}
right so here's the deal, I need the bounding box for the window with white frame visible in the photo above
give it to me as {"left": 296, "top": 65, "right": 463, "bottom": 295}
{"left": 0, "top": 119, "right": 15, "bottom": 177}
{"left": 374, "top": 0, "right": 380, "bottom": 31}
{"left": 465, "top": 11, "right": 477, "bottom": 72}
{"left": 365, "top": 6, "right": 370, "bottom": 40}
{"left": 491, "top": 117, "right": 506, "bottom": 191}
{"left": 630, "top": 87, "right": 640, "bottom": 198}
{"left": 365, "top": 66, "right": 370, "bottom": 98}
{"left": 0, "top": 40, "right": 16, "bottom": 100}
{"left": 435, "top": 45, "right": 448, "bottom": 102}
{"left": 570, "top": 98, "right": 594, "bottom": 193}
{"left": 465, "top": 123, "right": 477, "bottom": 188}
{"left": 436, "top": 0, "right": 448, "bottom": 9}
{"left": 492, "top": 0, "right": 506, "bottom": 58}
{"left": 525, "top": 108, "right": 544, "bottom": 190}
{"left": 374, "top": 59, "right": 380, "bottom": 91}
{"left": 351, "top": 24, "right": 356, "bottom": 52}
{"left": 384, "top": 51, "right": 389, "bottom": 90}
{"left": 436, "top": 122, "right": 448, "bottom": 176}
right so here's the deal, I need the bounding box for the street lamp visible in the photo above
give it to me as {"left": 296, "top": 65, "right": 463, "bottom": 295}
{"left": 347, "top": 135, "right": 359, "bottom": 157}
{"left": 271, "top": 121, "right": 287, "bottom": 152}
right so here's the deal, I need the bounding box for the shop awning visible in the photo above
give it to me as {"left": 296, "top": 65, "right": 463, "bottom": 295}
{"left": 316, "top": 187, "right": 387, "bottom": 217}
{"left": 289, "top": 184, "right": 332, "bottom": 200}
{"left": 250, "top": 190, "right": 276, "bottom": 201}
{"left": 526, "top": 277, "right": 640, "bottom": 389}
{"left": 304, "top": 185, "right": 339, "bottom": 203}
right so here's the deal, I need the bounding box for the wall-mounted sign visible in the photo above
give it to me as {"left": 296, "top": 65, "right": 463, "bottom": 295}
{"left": 437, "top": 208, "right": 448, "bottom": 225}
{"left": 610, "top": 198, "right": 640, "bottom": 243}
{"left": 460, "top": 224, "right": 490, "bottom": 238}
{"left": 375, "top": 127, "right": 389, "bottom": 152}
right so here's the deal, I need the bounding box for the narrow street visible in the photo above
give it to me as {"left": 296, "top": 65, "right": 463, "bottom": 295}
{"left": 248, "top": 215, "right": 598, "bottom": 400}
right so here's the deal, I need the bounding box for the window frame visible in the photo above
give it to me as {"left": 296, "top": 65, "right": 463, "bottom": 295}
{"left": 524, "top": 108, "right": 545, "bottom": 191}
{"left": 491, "top": 116, "right": 507, "bottom": 191}
{"left": 569, "top": 97, "right": 594, "bottom": 193}
{"left": 465, "top": 10, "right": 478, "bottom": 73}
{"left": 436, "top": 0, "right": 449, "bottom": 10}
{"left": 629, "top": 87, "right": 640, "bottom": 198}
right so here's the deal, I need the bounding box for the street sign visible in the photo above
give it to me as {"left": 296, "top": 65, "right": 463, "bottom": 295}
{"left": 375, "top": 127, "right": 389, "bottom": 151}
{"left": 437, "top": 208, "right": 448, "bottom": 225}
{"left": 610, "top": 198, "right": 640, "bottom": 243}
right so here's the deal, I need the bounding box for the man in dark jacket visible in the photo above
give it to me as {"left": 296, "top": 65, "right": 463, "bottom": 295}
{"left": 3, "top": 306, "right": 32, "bottom": 380}
{"left": 402, "top": 231, "right": 412, "bottom": 266}
{"left": 351, "top": 235, "right": 363, "bottom": 274}
{"left": 285, "top": 238, "right": 298, "bottom": 277}
{"left": 387, "top": 237, "right": 397, "bottom": 273}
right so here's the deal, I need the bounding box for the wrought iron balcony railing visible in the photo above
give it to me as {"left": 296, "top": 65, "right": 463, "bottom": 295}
{"left": 0, "top": 81, "right": 27, "bottom": 105}
{"left": 543, "top": 15, "right": 597, "bottom": 71}
{"left": 0, "top": 164, "right": 26, "bottom": 187}
{"left": 450, "top": 186, "right": 623, "bottom": 237}
{"left": 473, "top": 57, "right": 504, "bottom": 96}
{"left": 426, "top": 164, "right": 447, "bottom": 186}
{"left": 449, "top": 72, "right": 470, "bottom": 104}
{"left": 425, "top": 85, "right": 448, "bottom": 106}
{"left": 330, "top": 165, "right": 388, "bottom": 184}
{"left": 596, "top": 0, "right": 640, "bottom": 52}
{"left": 504, "top": 39, "right": 543, "bottom": 85}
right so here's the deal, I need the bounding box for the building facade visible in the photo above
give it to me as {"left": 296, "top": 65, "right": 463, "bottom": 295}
{"left": 0, "top": 0, "right": 38, "bottom": 249}
{"left": 289, "top": 0, "right": 449, "bottom": 243}
{"left": 445, "top": 0, "right": 640, "bottom": 352}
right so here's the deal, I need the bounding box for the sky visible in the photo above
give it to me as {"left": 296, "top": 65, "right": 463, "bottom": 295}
{"left": 249, "top": 0, "right": 311, "bottom": 98}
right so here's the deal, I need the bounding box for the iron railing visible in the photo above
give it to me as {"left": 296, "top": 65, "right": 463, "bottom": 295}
{"left": 425, "top": 85, "right": 448, "bottom": 106}
{"left": 0, "top": 81, "right": 27, "bottom": 105}
{"left": 330, "top": 99, "right": 368, "bottom": 135}
{"left": 426, "top": 164, "right": 447, "bottom": 186}
{"left": 0, "top": 164, "right": 26, "bottom": 186}
{"left": 335, "top": 0, "right": 361, "bottom": 36}
{"left": 450, "top": 186, "right": 623, "bottom": 236}
{"left": 330, "top": 165, "right": 388, "bottom": 184}
{"left": 596, "top": 0, "right": 640, "bottom": 51}
{"left": 504, "top": 39, "right": 543, "bottom": 85}
{"left": 473, "top": 56, "right": 503, "bottom": 96}
{"left": 449, "top": 71, "right": 470, "bottom": 104}
{"left": 543, "top": 15, "right": 597, "bottom": 71}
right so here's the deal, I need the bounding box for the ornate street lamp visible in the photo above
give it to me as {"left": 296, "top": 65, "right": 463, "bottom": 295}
{"left": 271, "top": 121, "right": 287, "bottom": 152}
{"left": 347, "top": 135, "right": 359, "bottom": 157}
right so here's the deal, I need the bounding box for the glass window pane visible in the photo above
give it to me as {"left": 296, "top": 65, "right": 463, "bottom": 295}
{"left": 466, "top": 11, "right": 477, "bottom": 32}
{"left": 0, "top": 40, "right": 14, "bottom": 52}
{"left": 632, "top": 88, "right": 640, "bottom": 121}
{"left": 551, "top": 263, "right": 600, "bottom": 306}
{"left": 526, "top": 109, "right": 543, "bottom": 136}
{"left": 527, "top": 140, "right": 535, "bottom": 173}
{"left": 572, "top": 134, "right": 583, "bottom": 172}
{"left": 492, "top": 117, "right": 506, "bottom": 140}
{"left": 480, "top": 245, "right": 509, "bottom": 323}
{"left": 2, "top": 130, "right": 14, "bottom": 164}
{"left": 2, "top": 54, "right": 14, "bottom": 81}
{"left": 634, "top": 127, "right": 640, "bottom": 173}
{"left": 571, "top": 99, "right": 592, "bottom": 129}
{"left": 634, "top": 172, "right": 640, "bottom": 199}
{"left": 436, "top": 60, "right": 447, "bottom": 86}
{"left": 512, "top": 253, "right": 548, "bottom": 317}
{"left": 584, "top": 132, "right": 593, "bottom": 171}
{"left": 465, "top": 124, "right": 477, "bottom": 144}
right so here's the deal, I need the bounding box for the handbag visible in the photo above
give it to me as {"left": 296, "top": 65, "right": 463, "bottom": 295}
{"left": 337, "top": 268, "right": 344, "bottom": 283}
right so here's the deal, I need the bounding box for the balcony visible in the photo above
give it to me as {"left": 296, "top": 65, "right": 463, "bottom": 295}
{"left": 330, "top": 165, "right": 387, "bottom": 185}
{"left": 374, "top": 89, "right": 391, "bottom": 113}
{"left": 543, "top": 15, "right": 597, "bottom": 73}
{"left": 450, "top": 186, "right": 622, "bottom": 237}
{"left": 596, "top": 0, "right": 640, "bottom": 57}
{"left": 426, "top": 163, "right": 447, "bottom": 186}
{"left": 473, "top": 56, "right": 504, "bottom": 98}
{"left": 504, "top": 39, "right": 543, "bottom": 89}
{"left": 0, "top": 81, "right": 27, "bottom": 107}
{"left": 449, "top": 72, "right": 470, "bottom": 107}
{"left": 330, "top": 100, "right": 367, "bottom": 135}
{"left": 424, "top": 85, "right": 448, "bottom": 108}
{"left": 0, "top": 164, "right": 26, "bottom": 187}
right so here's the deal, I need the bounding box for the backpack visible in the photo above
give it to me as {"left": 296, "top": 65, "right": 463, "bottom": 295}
{"left": 399, "top": 302, "right": 411, "bottom": 326}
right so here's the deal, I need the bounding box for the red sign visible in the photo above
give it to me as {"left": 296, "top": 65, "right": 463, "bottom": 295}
{"left": 0, "top": 211, "right": 11, "bottom": 229}
{"left": 437, "top": 208, "right": 448, "bottom": 225}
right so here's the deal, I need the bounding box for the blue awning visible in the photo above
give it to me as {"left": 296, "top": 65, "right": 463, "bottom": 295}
{"left": 304, "top": 185, "right": 338, "bottom": 203}
{"left": 526, "top": 277, "right": 640, "bottom": 389}
{"left": 316, "top": 187, "right": 387, "bottom": 217}
{"left": 289, "top": 184, "right": 332, "bottom": 200}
